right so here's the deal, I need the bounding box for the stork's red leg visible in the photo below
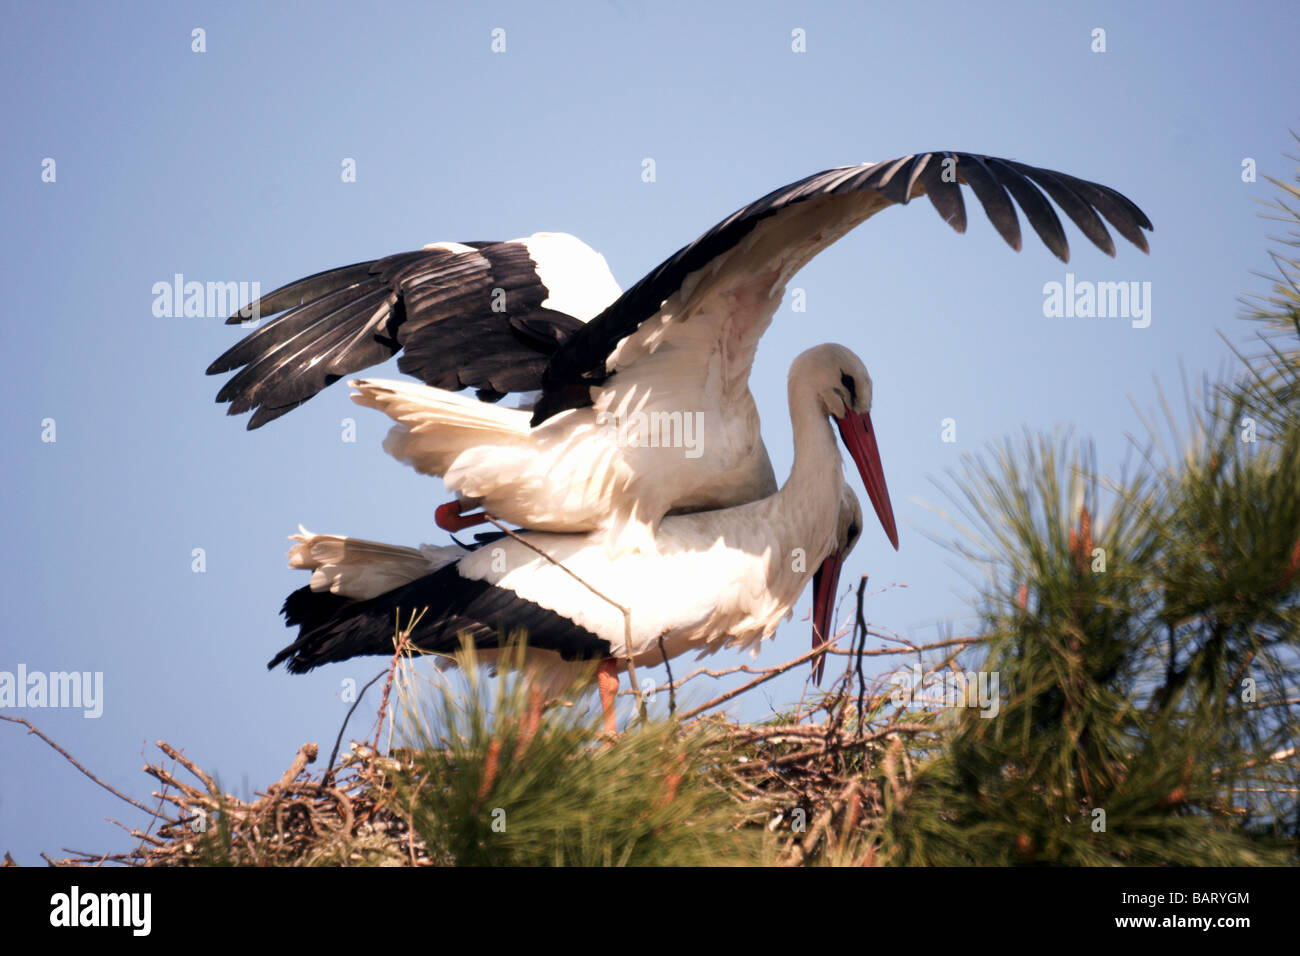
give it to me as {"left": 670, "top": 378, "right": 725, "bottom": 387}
{"left": 435, "top": 499, "right": 489, "bottom": 532}
{"left": 597, "top": 660, "right": 619, "bottom": 734}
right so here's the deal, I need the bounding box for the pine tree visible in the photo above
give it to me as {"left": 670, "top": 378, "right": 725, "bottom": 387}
{"left": 879, "top": 140, "right": 1300, "bottom": 865}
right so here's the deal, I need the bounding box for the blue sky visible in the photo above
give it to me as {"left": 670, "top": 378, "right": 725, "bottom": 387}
{"left": 2, "top": 0, "right": 1296, "bottom": 863}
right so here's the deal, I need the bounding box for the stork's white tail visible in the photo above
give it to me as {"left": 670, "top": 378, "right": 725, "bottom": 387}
{"left": 350, "top": 379, "right": 534, "bottom": 480}
{"left": 349, "top": 377, "right": 636, "bottom": 535}
{"left": 288, "top": 527, "right": 461, "bottom": 600}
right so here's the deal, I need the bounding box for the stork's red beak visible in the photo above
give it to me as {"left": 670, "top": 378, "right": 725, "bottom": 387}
{"left": 835, "top": 411, "right": 899, "bottom": 550}
{"left": 811, "top": 551, "right": 843, "bottom": 685}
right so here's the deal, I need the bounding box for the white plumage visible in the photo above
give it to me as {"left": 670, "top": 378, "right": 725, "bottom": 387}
{"left": 271, "top": 345, "right": 890, "bottom": 725}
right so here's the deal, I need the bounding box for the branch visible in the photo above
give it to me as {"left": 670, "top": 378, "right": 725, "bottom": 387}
{"left": 326, "top": 669, "right": 387, "bottom": 780}
{"left": 1, "top": 715, "right": 158, "bottom": 818}
{"left": 374, "top": 608, "right": 425, "bottom": 753}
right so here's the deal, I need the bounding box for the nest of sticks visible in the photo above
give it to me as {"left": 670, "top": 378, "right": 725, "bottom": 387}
{"left": 11, "top": 580, "right": 981, "bottom": 867}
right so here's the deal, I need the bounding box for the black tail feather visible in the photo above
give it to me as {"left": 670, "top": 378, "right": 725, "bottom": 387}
{"left": 268, "top": 564, "right": 612, "bottom": 674}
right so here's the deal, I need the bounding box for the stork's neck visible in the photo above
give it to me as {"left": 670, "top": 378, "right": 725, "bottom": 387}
{"left": 775, "top": 377, "right": 844, "bottom": 546}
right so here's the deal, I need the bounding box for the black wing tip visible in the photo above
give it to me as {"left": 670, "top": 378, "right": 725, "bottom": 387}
{"left": 530, "top": 383, "right": 591, "bottom": 426}
{"left": 247, "top": 401, "right": 301, "bottom": 430}
{"left": 947, "top": 150, "right": 1154, "bottom": 258}
{"left": 266, "top": 649, "right": 315, "bottom": 674}
{"left": 205, "top": 394, "right": 272, "bottom": 430}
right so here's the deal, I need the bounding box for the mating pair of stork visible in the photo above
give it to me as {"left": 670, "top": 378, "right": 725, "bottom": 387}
{"left": 208, "top": 151, "right": 1151, "bottom": 731}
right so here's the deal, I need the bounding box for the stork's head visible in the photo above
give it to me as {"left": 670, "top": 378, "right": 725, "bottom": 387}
{"left": 793, "top": 343, "right": 875, "bottom": 420}
{"left": 793, "top": 343, "right": 899, "bottom": 552}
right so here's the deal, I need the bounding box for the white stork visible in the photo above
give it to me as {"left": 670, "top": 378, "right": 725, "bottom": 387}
{"left": 209, "top": 152, "right": 1152, "bottom": 555}
{"left": 268, "top": 345, "right": 882, "bottom": 732}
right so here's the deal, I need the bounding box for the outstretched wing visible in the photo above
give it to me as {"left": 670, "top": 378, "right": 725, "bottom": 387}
{"left": 531, "top": 151, "right": 1152, "bottom": 423}
{"left": 208, "top": 234, "right": 620, "bottom": 428}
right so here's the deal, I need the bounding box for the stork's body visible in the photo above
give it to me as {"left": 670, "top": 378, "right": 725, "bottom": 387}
{"left": 270, "top": 346, "right": 888, "bottom": 729}
{"left": 349, "top": 364, "right": 778, "bottom": 555}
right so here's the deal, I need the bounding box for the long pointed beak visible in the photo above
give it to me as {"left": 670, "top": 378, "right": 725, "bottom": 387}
{"left": 811, "top": 552, "right": 843, "bottom": 686}
{"left": 835, "top": 411, "right": 899, "bottom": 550}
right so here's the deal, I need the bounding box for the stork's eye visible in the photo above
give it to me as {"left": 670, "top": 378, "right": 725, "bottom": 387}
{"left": 839, "top": 372, "right": 858, "bottom": 405}
{"left": 847, "top": 521, "right": 861, "bottom": 546}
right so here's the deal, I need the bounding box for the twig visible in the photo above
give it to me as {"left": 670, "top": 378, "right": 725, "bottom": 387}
{"left": 273, "top": 743, "right": 319, "bottom": 791}
{"left": 374, "top": 608, "right": 425, "bottom": 753}
{"left": 784, "top": 779, "right": 861, "bottom": 865}
{"left": 658, "top": 634, "right": 675, "bottom": 717}
{"left": 679, "top": 643, "right": 840, "bottom": 720}
{"left": 105, "top": 818, "right": 164, "bottom": 848}
{"left": 326, "top": 670, "right": 387, "bottom": 780}
{"left": 825, "top": 636, "right": 983, "bottom": 656}
{"left": 1, "top": 716, "right": 157, "bottom": 817}
{"left": 156, "top": 742, "right": 220, "bottom": 796}
{"left": 853, "top": 575, "right": 869, "bottom": 736}
{"left": 638, "top": 634, "right": 982, "bottom": 700}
